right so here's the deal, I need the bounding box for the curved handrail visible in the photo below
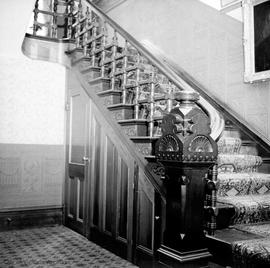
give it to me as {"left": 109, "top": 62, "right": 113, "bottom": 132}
{"left": 84, "top": 0, "right": 224, "bottom": 140}
{"left": 140, "top": 40, "right": 225, "bottom": 141}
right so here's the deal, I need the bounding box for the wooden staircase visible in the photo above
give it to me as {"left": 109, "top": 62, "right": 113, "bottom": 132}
{"left": 70, "top": 49, "right": 162, "bottom": 158}
{"left": 23, "top": 0, "right": 270, "bottom": 267}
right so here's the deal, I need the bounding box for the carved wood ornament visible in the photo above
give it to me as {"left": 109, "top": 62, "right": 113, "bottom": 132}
{"left": 155, "top": 91, "right": 218, "bottom": 267}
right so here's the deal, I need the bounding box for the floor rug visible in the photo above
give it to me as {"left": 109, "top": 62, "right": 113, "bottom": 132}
{"left": 0, "top": 225, "right": 137, "bottom": 268}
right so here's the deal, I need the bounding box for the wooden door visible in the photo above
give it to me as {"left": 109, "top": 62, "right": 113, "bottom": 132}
{"left": 88, "top": 103, "right": 135, "bottom": 261}
{"left": 135, "top": 169, "right": 164, "bottom": 267}
{"left": 65, "top": 85, "right": 90, "bottom": 235}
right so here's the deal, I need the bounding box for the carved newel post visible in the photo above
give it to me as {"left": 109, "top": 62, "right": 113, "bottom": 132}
{"left": 156, "top": 91, "right": 218, "bottom": 267}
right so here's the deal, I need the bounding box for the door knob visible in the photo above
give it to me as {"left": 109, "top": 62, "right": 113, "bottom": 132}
{"left": 82, "top": 156, "right": 90, "bottom": 162}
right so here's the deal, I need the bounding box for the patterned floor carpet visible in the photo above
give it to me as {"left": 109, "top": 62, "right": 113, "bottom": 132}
{"left": 0, "top": 225, "right": 137, "bottom": 268}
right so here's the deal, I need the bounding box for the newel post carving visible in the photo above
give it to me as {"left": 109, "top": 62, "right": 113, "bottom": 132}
{"left": 155, "top": 91, "right": 218, "bottom": 267}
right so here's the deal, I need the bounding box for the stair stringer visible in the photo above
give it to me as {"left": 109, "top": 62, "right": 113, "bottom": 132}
{"left": 72, "top": 65, "right": 165, "bottom": 195}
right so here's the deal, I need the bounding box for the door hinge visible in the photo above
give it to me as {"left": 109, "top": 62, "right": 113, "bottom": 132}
{"left": 65, "top": 102, "right": 70, "bottom": 111}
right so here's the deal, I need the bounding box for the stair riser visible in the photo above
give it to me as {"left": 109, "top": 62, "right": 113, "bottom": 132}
{"left": 77, "top": 61, "right": 91, "bottom": 72}
{"left": 101, "top": 95, "right": 121, "bottom": 106}
{"left": 70, "top": 49, "right": 84, "bottom": 63}
{"left": 110, "top": 108, "right": 134, "bottom": 120}
{"left": 89, "top": 80, "right": 110, "bottom": 93}
{"left": 217, "top": 175, "right": 270, "bottom": 197}
{"left": 83, "top": 70, "right": 100, "bottom": 81}
{"left": 121, "top": 124, "right": 148, "bottom": 137}
{"left": 133, "top": 142, "right": 153, "bottom": 156}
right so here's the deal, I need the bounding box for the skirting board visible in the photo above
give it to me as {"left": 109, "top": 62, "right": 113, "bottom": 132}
{"left": 0, "top": 206, "right": 63, "bottom": 231}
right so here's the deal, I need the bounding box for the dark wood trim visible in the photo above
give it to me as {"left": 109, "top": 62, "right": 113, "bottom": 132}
{"left": 25, "top": 33, "right": 75, "bottom": 44}
{"left": 0, "top": 206, "right": 63, "bottom": 231}
{"left": 132, "top": 162, "right": 139, "bottom": 264}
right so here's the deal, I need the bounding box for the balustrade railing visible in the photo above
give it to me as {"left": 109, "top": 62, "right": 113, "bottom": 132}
{"left": 28, "top": 0, "right": 73, "bottom": 39}
{"left": 69, "top": 0, "right": 183, "bottom": 138}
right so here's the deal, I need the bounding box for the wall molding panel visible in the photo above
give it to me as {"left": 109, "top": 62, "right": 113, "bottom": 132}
{"left": 0, "top": 143, "right": 65, "bottom": 210}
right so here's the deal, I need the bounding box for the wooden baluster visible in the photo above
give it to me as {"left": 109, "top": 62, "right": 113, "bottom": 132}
{"left": 166, "top": 82, "right": 174, "bottom": 113}
{"left": 64, "top": 2, "right": 69, "bottom": 38}
{"left": 134, "top": 54, "right": 141, "bottom": 119}
{"left": 78, "top": 0, "right": 83, "bottom": 19}
{"left": 122, "top": 40, "right": 128, "bottom": 104}
{"left": 110, "top": 29, "right": 118, "bottom": 90}
{"left": 67, "top": 0, "right": 74, "bottom": 39}
{"left": 91, "top": 16, "right": 97, "bottom": 66}
{"left": 149, "top": 68, "right": 156, "bottom": 137}
{"left": 75, "top": 0, "right": 83, "bottom": 47}
{"left": 33, "top": 0, "right": 39, "bottom": 36}
{"left": 100, "top": 21, "right": 107, "bottom": 77}
{"left": 52, "top": 0, "right": 58, "bottom": 38}
{"left": 83, "top": 7, "right": 90, "bottom": 56}
{"left": 209, "top": 164, "right": 218, "bottom": 236}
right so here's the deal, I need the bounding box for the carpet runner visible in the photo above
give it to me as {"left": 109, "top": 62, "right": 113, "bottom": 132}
{"left": 216, "top": 128, "right": 270, "bottom": 266}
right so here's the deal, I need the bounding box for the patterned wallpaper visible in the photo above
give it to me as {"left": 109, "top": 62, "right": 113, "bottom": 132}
{"left": 0, "top": 55, "right": 66, "bottom": 145}
{"left": 0, "top": 1, "right": 67, "bottom": 210}
{"left": 108, "top": 0, "right": 270, "bottom": 142}
{"left": 0, "top": 144, "right": 64, "bottom": 209}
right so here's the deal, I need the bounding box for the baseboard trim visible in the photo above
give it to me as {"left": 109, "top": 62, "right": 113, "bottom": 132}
{"left": 0, "top": 205, "right": 63, "bottom": 231}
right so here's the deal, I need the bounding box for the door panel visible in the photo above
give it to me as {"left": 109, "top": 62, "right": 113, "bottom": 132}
{"left": 88, "top": 105, "right": 135, "bottom": 261}
{"left": 65, "top": 86, "right": 90, "bottom": 235}
{"left": 91, "top": 117, "right": 102, "bottom": 228}
{"left": 70, "top": 93, "right": 88, "bottom": 164}
{"left": 118, "top": 158, "right": 128, "bottom": 240}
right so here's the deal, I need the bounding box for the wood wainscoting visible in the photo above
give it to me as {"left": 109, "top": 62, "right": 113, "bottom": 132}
{"left": 0, "top": 206, "right": 63, "bottom": 231}
{"left": 64, "top": 72, "right": 165, "bottom": 265}
{"left": 0, "top": 143, "right": 65, "bottom": 231}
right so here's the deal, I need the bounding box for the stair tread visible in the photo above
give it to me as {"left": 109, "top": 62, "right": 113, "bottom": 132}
{"left": 207, "top": 225, "right": 270, "bottom": 267}
{"left": 66, "top": 47, "right": 83, "bottom": 55}
{"left": 217, "top": 194, "right": 270, "bottom": 225}
{"left": 97, "top": 89, "right": 122, "bottom": 96}
{"left": 89, "top": 77, "right": 111, "bottom": 84}
{"left": 211, "top": 227, "right": 264, "bottom": 244}
{"left": 107, "top": 104, "right": 134, "bottom": 109}
{"left": 217, "top": 172, "right": 270, "bottom": 197}
{"left": 218, "top": 193, "right": 270, "bottom": 202}
{"left": 233, "top": 221, "right": 270, "bottom": 237}
{"left": 118, "top": 119, "right": 148, "bottom": 123}
{"left": 130, "top": 136, "right": 159, "bottom": 140}
{"left": 80, "top": 66, "right": 101, "bottom": 73}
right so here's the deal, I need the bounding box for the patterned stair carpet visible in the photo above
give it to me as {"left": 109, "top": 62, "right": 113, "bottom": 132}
{"left": 218, "top": 194, "right": 270, "bottom": 224}
{"left": 0, "top": 225, "right": 137, "bottom": 268}
{"left": 231, "top": 222, "right": 270, "bottom": 267}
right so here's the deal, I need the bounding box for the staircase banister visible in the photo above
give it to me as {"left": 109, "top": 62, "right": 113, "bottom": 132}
{"left": 149, "top": 50, "right": 270, "bottom": 155}
{"left": 83, "top": 0, "right": 224, "bottom": 141}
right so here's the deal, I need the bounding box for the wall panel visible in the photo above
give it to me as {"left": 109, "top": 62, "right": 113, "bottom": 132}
{"left": 0, "top": 144, "right": 64, "bottom": 210}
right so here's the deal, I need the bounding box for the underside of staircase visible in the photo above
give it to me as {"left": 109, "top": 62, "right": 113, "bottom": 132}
{"left": 24, "top": 0, "right": 270, "bottom": 267}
